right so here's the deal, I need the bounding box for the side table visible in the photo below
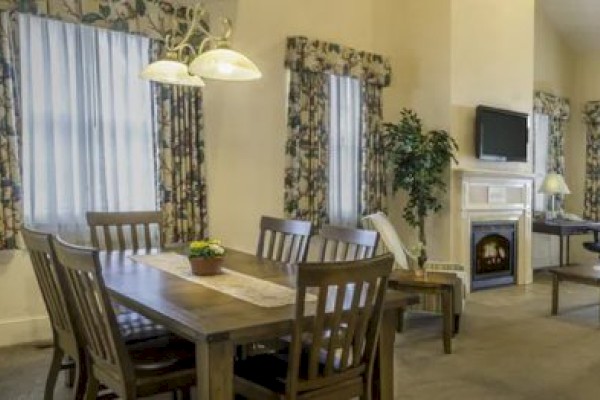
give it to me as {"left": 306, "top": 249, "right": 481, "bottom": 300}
{"left": 388, "top": 270, "right": 461, "bottom": 354}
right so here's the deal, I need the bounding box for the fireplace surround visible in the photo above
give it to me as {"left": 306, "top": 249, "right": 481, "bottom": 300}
{"left": 455, "top": 168, "right": 533, "bottom": 293}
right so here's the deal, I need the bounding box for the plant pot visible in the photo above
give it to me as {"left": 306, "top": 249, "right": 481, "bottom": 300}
{"left": 412, "top": 268, "right": 427, "bottom": 279}
{"left": 189, "top": 257, "right": 223, "bottom": 276}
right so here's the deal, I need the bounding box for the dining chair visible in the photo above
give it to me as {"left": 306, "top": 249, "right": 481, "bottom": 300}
{"left": 86, "top": 210, "right": 169, "bottom": 341}
{"left": 22, "top": 227, "right": 87, "bottom": 400}
{"left": 86, "top": 210, "right": 163, "bottom": 252}
{"left": 362, "top": 211, "right": 466, "bottom": 330}
{"left": 316, "top": 225, "right": 379, "bottom": 262}
{"left": 256, "top": 216, "right": 312, "bottom": 263}
{"left": 234, "top": 254, "right": 394, "bottom": 400}
{"left": 52, "top": 236, "right": 196, "bottom": 400}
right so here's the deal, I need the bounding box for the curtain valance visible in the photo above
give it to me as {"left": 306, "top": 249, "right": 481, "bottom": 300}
{"left": 533, "top": 91, "right": 570, "bottom": 120}
{"left": 285, "top": 36, "right": 391, "bottom": 87}
{"left": 0, "top": 0, "right": 192, "bottom": 39}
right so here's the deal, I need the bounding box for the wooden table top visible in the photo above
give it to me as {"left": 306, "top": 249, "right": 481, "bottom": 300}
{"left": 101, "top": 248, "right": 418, "bottom": 344}
{"left": 549, "top": 264, "right": 600, "bottom": 282}
{"left": 389, "top": 269, "right": 461, "bottom": 290}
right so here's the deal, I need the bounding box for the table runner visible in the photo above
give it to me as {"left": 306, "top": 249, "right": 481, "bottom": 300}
{"left": 130, "top": 253, "right": 306, "bottom": 308}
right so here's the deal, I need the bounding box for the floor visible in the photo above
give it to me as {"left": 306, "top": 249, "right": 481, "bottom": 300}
{"left": 2, "top": 271, "right": 600, "bottom": 400}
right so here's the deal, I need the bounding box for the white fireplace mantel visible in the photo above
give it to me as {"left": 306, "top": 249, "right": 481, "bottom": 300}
{"left": 454, "top": 168, "right": 534, "bottom": 293}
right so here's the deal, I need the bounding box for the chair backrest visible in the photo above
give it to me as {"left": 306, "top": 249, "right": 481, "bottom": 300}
{"left": 317, "top": 225, "right": 379, "bottom": 262}
{"left": 287, "top": 254, "right": 393, "bottom": 395}
{"left": 52, "top": 236, "right": 134, "bottom": 386}
{"left": 256, "top": 216, "right": 312, "bottom": 263}
{"left": 362, "top": 212, "right": 409, "bottom": 269}
{"left": 22, "top": 227, "right": 79, "bottom": 353}
{"left": 86, "top": 211, "right": 163, "bottom": 251}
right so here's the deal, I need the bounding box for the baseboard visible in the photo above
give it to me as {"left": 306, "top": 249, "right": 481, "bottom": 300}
{"left": 0, "top": 315, "right": 52, "bottom": 347}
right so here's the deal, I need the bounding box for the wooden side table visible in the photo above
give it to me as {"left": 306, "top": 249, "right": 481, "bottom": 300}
{"left": 388, "top": 270, "right": 461, "bottom": 354}
{"left": 549, "top": 265, "right": 600, "bottom": 317}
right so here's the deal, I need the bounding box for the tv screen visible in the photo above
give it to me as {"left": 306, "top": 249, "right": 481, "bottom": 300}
{"left": 476, "top": 106, "right": 528, "bottom": 162}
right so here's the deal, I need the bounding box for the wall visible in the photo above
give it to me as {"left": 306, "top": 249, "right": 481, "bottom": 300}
{"left": 203, "top": 0, "right": 377, "bottom": 254}
{"left": 567, "top": 54, "right": 600, "bottom": 264}
{"left": 0, "top": 251, "right": 49, "bottom": 347}
{"left": 372, "top": 0, "right": 452, "bottom": 260}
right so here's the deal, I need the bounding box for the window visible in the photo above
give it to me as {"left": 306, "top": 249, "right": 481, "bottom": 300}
{"left": 19, "top": 14, "right": 157, "bottom": 238}
{"left": 328, "top": 75, "right": 362, "bottom": 226}
{"left": 533, "top": 113, "right": 550, "bottom": 212}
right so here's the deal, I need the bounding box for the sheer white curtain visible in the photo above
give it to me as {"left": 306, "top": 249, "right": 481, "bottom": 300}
{"left": 20, "top": 14, "right": 157, "bottom": 240}
{"left": 328, "top": 74, "right": 361, "bottom": 227}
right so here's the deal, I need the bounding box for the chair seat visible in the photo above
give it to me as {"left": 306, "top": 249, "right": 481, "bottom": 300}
{"left": 117, "top": 308, "right": 170, "bottom": 343}
{"left": 127, "top": 335, "right": 196, "bottom": 397}
{"left": 583, "top": 241, "right": 600, "bottom": 253}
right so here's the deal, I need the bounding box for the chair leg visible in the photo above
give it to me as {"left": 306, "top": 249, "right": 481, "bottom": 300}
{"left": 83, "top": 375, "right": 100, "bottom": 400}
{"left": 64, "top": 356, "right": 76, "bottom": 388}
{"left": 453, "top": 314, "right": 461, "bottom": 335}
{"left": 179, "top": 388, "right": 191, "bottom": 400}
{"left": 45, "top": 347, "right": 64, "bottom": 400}
{"left": 396, "top": 309, "right": 405, "bottom": 333}
{"left": 72, "top": 357, "right": 87, "bottom": 400}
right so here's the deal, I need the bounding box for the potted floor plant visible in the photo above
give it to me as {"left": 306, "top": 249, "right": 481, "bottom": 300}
{"left": 383, "top": 108, "right": 458, "bottom": 268}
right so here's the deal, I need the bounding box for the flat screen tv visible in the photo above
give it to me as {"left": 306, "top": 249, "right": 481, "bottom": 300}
{"left": 475, "top": 105, "right": 529, "bottom": 162}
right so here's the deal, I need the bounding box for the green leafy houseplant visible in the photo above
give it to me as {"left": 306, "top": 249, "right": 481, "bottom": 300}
{"left": 383, "top": 109, "right": 458, "bottom": 268}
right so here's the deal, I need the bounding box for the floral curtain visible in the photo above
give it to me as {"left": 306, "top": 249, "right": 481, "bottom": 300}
{"left": 361, "top": 83, "right": 387, "bottom": 216}
{"left": 0, "top": 0, "right": 207, "bottom": 248}
{"left": 157, "top": 84, "right": 207, "bottom": 243}
{"left": 583, "top": 101, "right": 600, "bottom": 221}
{"left": 0, "top": 12, "right": 21, "bottom": 249}
{"left": 284, "top": 36, "right": 391, "bottom": 228}
{"left": 533, "top": 91, "right": 570, "bottom": 211}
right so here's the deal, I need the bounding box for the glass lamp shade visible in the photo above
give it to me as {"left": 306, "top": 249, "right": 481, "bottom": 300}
{"left": 188, "top": 48, "right": 262, "bottom": 81}
{"left": 140, "top": 59, "right": 206, "bottom": 87}
{"left": 538, "top": 173, "right": 571, "bottom": 195}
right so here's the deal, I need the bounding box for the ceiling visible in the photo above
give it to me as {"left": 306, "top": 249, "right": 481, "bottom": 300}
{"left": 538, "top": 0, "right": 600, "bottom": 51}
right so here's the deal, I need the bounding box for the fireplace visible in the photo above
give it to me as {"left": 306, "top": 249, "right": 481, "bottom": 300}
{"left": 471, "top": 221, "right": 517, "bottom": 290}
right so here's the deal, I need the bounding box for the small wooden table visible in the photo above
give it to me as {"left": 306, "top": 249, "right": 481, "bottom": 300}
{"left": 388, "top": 270, "right": 461, "bottom": 354}
{"left": 549, "top": 265, "right": 600, "bottom": 316}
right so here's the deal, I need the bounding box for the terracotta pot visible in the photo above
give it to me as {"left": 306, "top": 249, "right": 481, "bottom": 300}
{"left": 189, "top": 257, "right": 223, "bottom": 276}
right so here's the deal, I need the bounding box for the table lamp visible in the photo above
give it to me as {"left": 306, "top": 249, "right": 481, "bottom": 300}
{"left": 538, "top": 172, "right": 571, "bottom": 219}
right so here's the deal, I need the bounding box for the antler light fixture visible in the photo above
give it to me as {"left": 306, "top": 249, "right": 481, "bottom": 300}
{"left": 140, "top": 4, "right": 261, "bottom": 87}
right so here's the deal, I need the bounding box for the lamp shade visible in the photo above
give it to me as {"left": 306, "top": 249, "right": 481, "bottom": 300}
{"left": 538, "top": 173, "right": 571, "bottom": 195}
{"left": 188, "top": 48, "right": 262, "bottom": 81}
{"left": 140, "top": 60, "right": 206, "bottom": 87}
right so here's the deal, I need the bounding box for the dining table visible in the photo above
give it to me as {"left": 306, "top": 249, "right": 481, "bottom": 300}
{"left": 100, "top": 247, "right": 418, "bottom": 400}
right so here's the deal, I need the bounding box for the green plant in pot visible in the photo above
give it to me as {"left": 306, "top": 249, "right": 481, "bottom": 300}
{"left": 383, "top": 108, "right": 458, "bottom": 268}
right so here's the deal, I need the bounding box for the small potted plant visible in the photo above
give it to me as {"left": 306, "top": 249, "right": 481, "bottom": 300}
{"left": 188, "top": 239, "right": 226, "bottom": 276}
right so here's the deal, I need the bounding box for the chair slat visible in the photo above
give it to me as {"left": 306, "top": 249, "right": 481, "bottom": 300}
{"left": 316, "top": 225, "right": 379, "bottom": 262}
{"left": 256, "top": 216, "right": 312, "bottom": 263}
{"left": 324, "top": 283, "right": 347, "bottom": 375}
{"left": 86, "top": 211, "right": 162, "bottom": 252}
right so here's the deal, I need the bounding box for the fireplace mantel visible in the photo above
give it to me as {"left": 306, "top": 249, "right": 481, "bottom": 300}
{"left": 454, "top": 168, "right": 533, "bottom": 293}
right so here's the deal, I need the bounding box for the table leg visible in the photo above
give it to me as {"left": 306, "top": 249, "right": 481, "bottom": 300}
{"left": 559, "top": 234, "right": 564, "bottom": 267}
{"left": 441, "top": 288, "right": 453, "bottom": 354}
{"left": 197, "top": 339, "right": 234, "bottom": 400}
{"left": 373, "top": 308, "right": 397, "bottom": 400}
{"left": 551, "top": 274, "right": 559, "bottom": 316}
{"left": 567, "top": 235, "right": 571, "bottom": 266}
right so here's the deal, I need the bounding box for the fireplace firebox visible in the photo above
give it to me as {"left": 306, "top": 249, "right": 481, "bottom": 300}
{"left": 471, "top": 221, "right": 517, "bottom": 290}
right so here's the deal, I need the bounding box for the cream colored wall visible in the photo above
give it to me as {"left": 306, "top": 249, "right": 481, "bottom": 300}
{"left": 448, "top": 0, "right": 535, "bottom": 261}
{"left": 204, "top": 0, "right": 376, "bottom": 254}
{"left": 0, "top": 250, "right": 50, "bottom": 347}
{"left": 372, "top": 0, "right": 452, "bottom": 260}
{"left": 534, "top": 4, "right": 576, "bottom": 96}
{"left": 567, "top": 54, "right": 600, "bottom": 265}
{"left": 450, "top": 0, "right": 535, "bottom": 175}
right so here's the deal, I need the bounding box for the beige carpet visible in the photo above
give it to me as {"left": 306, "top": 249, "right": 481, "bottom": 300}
{"left": 2, "top": 271, "right": 600, "bottom": 399}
